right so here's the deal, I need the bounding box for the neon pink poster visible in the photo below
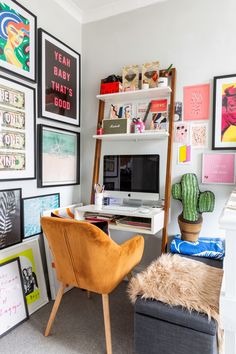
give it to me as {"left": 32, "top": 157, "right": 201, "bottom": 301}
{"left": 184, "top": 84, "right": 210, "bottom": 121}
{"left": 202, "top": 153, "right": 235, "bottom": 184}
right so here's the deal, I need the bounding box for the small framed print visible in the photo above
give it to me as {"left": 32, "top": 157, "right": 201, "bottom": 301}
{"left": 213, "top": 74, "right": 236, "bottom": 149}
{"left": 38, "top": 124, "right": 80, "bottom": 187}
{"left": 38, "top": 28, "right": 81, "bottom": 126}
{"left": 202, "top": 153, "right": 235, "bottom": 184}
{"left": 0, "top": 0, "right": 36, "bottom": 82}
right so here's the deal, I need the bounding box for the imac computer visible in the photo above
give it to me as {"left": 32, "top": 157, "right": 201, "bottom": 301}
{"left": 103, "top": 154, "right": 160, "bottom": 204}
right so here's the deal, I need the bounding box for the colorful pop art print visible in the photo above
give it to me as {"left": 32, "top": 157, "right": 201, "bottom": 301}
{"left": 0, "top": 76, "right": 35, "bottom": 181}
{"left": 38, "top": 28, "right": 80, "bottom": 126}
{"left": 202, "top": 153, "right": 235, "bottom": 184}
{"left": 0, "top": 258, "right": 28, "bottom": 338}
{"left": 23, "top": 193, "right": 60, "bottom": 238}
{"left": 174, "top": 122, "right": 189, "bottom": 144}
{"left": 0, "top": 188, "right": 22, "bottom": 250}
{"left": 38, "top": 124, "right": 80, "bottom": 187}
{"left": 190, "top": 122, "right": 208, "bottom": 148}
{"left": 0, "top": 237, "right": 48, "bottom": 315}
{"left": 0, "top": 1, "right": 36, "bottom": 82}
{"left": 184, "top": 84, "right": 210, "bottom": 121}
{"left": 213, "top": 74, "right": 236, "bottom": 149}
{"left": 178, "top": 145, "right": 191, "bottom": 164}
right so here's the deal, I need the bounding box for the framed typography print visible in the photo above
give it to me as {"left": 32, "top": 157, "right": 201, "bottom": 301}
{"left": 38, "top": 28, "right": 80, "bottom": 126}
{"left": 23, "top": 193, "right": 60, "bottom": 238}
{"left": 0, "top": 188, "right": 22, "bottom": 250}
{"left": 0, "top": 0, "right": 36, "bottom": 82}
{"left": 202, "top": 153, "right": 235, "bottom": 184}
{"left": 213, "top": 74, "right": 236, "bottom": 149}
{"left": 0, "top": 75, "right": 35, "bottom": 181}
{"left": 38, "top": 124, "right": 80, "bottom": 187}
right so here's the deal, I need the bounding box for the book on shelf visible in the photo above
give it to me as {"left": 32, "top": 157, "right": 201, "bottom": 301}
{"left": 115, "top": 217, "right": 151, "bottom": 230}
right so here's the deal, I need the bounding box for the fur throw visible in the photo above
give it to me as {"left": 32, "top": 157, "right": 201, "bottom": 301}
{"left": 128, "top": 254, "right": 223, "bottom": 349}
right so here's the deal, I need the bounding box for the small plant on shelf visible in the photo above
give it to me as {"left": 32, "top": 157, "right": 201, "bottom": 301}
{"left": 172, "top": 173, "right": 215, "bottom": 242}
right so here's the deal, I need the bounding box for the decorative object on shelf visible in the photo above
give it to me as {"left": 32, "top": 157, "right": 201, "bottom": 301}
{"left": 178, "top": 145, "right": 191, "bottom": 164}
{"left": 103, "top": 118, "right": 131, "bottom": 134}
{"left": 38, "top": 29, "right": 80, "bottom": 126}
{"left": 132, "top": 118, "right": 145, "bottom": 133}
{"left": 96, "top": 123, "right": 103, "bottom": 135}
{"left": 0, "top": 237, "right": 48, "bottom": 315}
{"left": 184, "top": 83, "right": 210, "bottom": 121}
{"left": 122, "top": 64, "right": 139, "bottom": 91}
{"left": 190, "top": 122, "right": 208, "bottom": 148}
{"left": 158, "top": 77, "right": 168, "bottom": 87}
{"left": 160, "top": 64, "right": 173, "bottom": 78}
{"left": 0, "top": 258, "right": 28, "bottom": 338}
{"left": 23, "top": 193, "right": 60, "bottom": 238}
{"left": 202, "top": 153, "right": 236, "bottom": 184}
{"left": 0, "top": 75, "right": 35, "bottom": 181}
{"left": 0, "top": 188, "right": 22, "bottom": 250}
{"left": 0, "top": 0, "right": 36, "bottom": 82}
{"left": 174, "top": 122, "right": 189, "bottom": 144}
{"left": 142, "top": 61, "right": 159, "bottom": 89}
{"left": 142, "top": 82, "right": 149, "bottom": 90}
{"left": 212, "top": 74, "right": 236, "bottom": 149}
{"left": 172, "top": 173, "right": 215, "bottom": 242}
{"left": 37, "top": 124, "right": 80, "bottom": 187}
{"left": 174, "top": 101, "right": 183, "bottom": 122}
{"left": 100, "top": 74, "right": 122, "bottom": 94}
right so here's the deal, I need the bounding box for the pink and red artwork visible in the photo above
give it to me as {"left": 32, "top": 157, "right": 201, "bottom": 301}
{"left": 184, "top": 84, "right": 210, "bottom": 121}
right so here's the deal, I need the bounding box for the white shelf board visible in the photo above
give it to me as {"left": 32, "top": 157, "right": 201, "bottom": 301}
{"left": 96, "top": 86, "right": 171, "bottom": 103}
{"left": 93, "top": 131, "right": 169, "bottom": 141}
{"left": 108, "top": 223, "right": 153, "bottom": 235}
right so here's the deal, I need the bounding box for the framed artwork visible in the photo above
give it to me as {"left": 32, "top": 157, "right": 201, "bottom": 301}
{"left": 0, "top": 188, "right": 22, "bottom": 250}
{"left": 178, "top": 145, "right": 191, "bottom": 164}
{"left": 202, "top": 153, "right": 235, "bottom": 184}
{"left": 23, "top": 193, "right": 60, "bottom": 238}
{"left": 190, "top": 122, "right": 208, "bottom": 148}
{"left": 0, "top": 0, "right": 36, "bottom": 82}
{"left": 0, "top": 258, "right": 28, "bottom": 338}
{"left": 38, "top": 28, "right": 80, "bottom": 126}
{"left": 0, "top": 237, "right": 48, "bottom": 315}
{"left": 213, "top": 74, "right": 236, "bottom": 149}
{"left": 38, "top": 124, "right": 80, "bottom": 187}
{"left": 174, "top": 122, "right": 189, "bottom": 144}
{"left": 184, "top": 84, "right": 210, "bottom": 121}
{"left": 0, "top": 75, "right": 36, "bottom": 181}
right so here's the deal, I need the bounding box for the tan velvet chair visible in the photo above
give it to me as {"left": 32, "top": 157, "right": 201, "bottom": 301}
{"left": 41, "top": 216, "right": 144, "bottom": 354}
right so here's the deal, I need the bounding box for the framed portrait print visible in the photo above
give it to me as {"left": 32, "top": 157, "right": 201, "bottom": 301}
{"left": 0, "top": 75, "right": 36, "bottom": 181}
{"left": 38, "top": 124, "right": 80, "bottom": 187}
{"left": 0, "top": 188, "right": 22, "bottom": 250}
{"left": 38, "top": 28, "right": 80, "bottom": 126}
{"left": 213, "top": 74, "right": 236, "bottom": 149}
{"left": 23, "top": 193, "right": 60, "bottom": 238}
{"left": 0, "top": 0, "right": 36, "bottom": 82}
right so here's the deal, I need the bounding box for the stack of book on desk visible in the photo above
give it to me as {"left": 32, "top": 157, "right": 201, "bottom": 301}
{"left": 115, "top": 217, "right": 151, "bottom": 230}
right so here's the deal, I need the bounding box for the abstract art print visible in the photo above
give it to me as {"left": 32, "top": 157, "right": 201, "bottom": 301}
{"left": 184, "top": 84, "right": 210, "bottom": 121}
{"left": 213, "top": 74, "right": 236, "bottom": 149}
{"left": 190, "top": 122, "right": 208, "bottom": 148}
{"left": 0, "top": 0, "right": 36, "bottom": 81}
{"left": 38, "top": 28, "right": 80, "bottom": 126}
{"left": 38, "top": 124, "right": 80, "bottom": 187}
{"left": 23, "top": 193, "right": 60, "bottom": 238}
{"left": 174, "top": 122, "right": 189, "bottom": 144}
{"left": 0, "top": 188, "right": 22, "bottom": 250}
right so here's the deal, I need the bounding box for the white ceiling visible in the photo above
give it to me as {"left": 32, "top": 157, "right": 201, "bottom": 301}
{"left": 54, "top": 0, "right": 166, "bottom": 24}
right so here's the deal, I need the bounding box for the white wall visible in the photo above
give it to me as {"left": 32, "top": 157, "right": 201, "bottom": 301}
{"left": 1, "top": 0, "right": 82, "bottom": 205}
{"left": 81, "top": 0, "right": 235, "bottom": 263}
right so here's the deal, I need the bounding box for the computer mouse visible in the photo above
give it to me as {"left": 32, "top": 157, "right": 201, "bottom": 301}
{"left": 139, "top": 208, "right": 150, "bottom": 214}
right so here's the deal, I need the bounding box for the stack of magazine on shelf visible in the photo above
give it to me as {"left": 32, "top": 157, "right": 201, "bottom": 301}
{"left": 84, "top": 212, "right": 122, "bottom": 222}
{"left": 115, "top": 217, "right": 151, "bottom": 230}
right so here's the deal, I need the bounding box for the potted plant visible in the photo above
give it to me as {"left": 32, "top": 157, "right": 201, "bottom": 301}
{"left": 172, "top": 173, "right": 215, "bottom": 242}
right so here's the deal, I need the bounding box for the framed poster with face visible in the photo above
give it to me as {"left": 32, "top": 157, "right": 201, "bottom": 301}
{"left": 38, "top": 124, "right": 80, "bottom": 187}
{"left": 38, "top": 28, "right": 80, "bottom": 126}
{"left": 0, "top": 75, "right": 36, "bottom": 181}
{"left": 0, "top": 0, "right": 36, "bottom": 82}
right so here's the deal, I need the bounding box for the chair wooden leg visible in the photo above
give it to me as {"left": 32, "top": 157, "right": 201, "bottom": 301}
{"left": 45, "top": 283, "right": 65, "bottom": 337}
{"left": 102, "top": 294, "right": 112, "bottom": 354}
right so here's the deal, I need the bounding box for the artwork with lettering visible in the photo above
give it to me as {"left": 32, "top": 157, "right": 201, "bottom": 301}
{"left": 0, "top": 258, "right": 28, "bottom": 338}
{"left": 38, "top": 29, "right": 80, "bottom": 126}
{"left": 0, "top": 0, "right": 36, "bottom": 82}
{"left": 0, "top": 75, "right": 35, "bottom": 181}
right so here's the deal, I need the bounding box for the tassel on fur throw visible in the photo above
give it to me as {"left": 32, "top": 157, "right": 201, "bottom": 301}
{"left": 128, "top": 254, "right": 223, "bottom": 350}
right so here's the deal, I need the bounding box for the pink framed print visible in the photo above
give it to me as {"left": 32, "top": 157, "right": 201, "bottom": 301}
{"left": 184, "top": 84, "right": 210, "bottom": 121}
{"left": 202, "top": 153, "right": 235, "bottom": 184}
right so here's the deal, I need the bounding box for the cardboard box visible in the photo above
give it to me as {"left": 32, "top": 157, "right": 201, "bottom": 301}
{"left": 103, "top": 119, "right": 131, "bottom": 134}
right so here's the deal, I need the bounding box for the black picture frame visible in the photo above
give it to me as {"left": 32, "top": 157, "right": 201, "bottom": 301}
{"left": 23, "top": 193, "right": 60, "bottom": 238}
{"left": 0, "top": 75, "right": 36, "bottom": 181}
{"left": 37, "top": 124, "right": 80, "bottom": 188}
{"left": 38, "top": 28, "right": 81, "bottom": 126}
{"left": 0, "top": 188, "right": 22, "bottom": 250}
{"left": 0, "top": 0, "right": 37, "bottom": 82}
{"left": 213, "top": 73, "right": 236, "bottom": 150}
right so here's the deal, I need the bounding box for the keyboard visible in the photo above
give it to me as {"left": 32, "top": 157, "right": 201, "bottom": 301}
{"left": 102, "top": 205, "right": 138, "bottom": 212}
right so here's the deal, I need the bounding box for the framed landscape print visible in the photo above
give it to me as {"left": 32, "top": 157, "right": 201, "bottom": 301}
{"left": 0, "top": 237, "right": 48, "bottom": 315}
{"left": 213, "top": 74, "right": 236, "bottom": 149}
{"left": 0, "top": 0, "right": 36, "bottom": 82}
{"left": 0, "top": 75, "right": 35, "bottom": 181}
{"left": 38, "top": 28, "right": 80, "bottom": 126}
{"left": 38, "top": 124, "right": 80, "bottom": 187}
{"left": 0, "top": 188, "right": 22, "bottom": 250}
{"left": 23, "top": 193, "right": 60, "bottom": 238}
